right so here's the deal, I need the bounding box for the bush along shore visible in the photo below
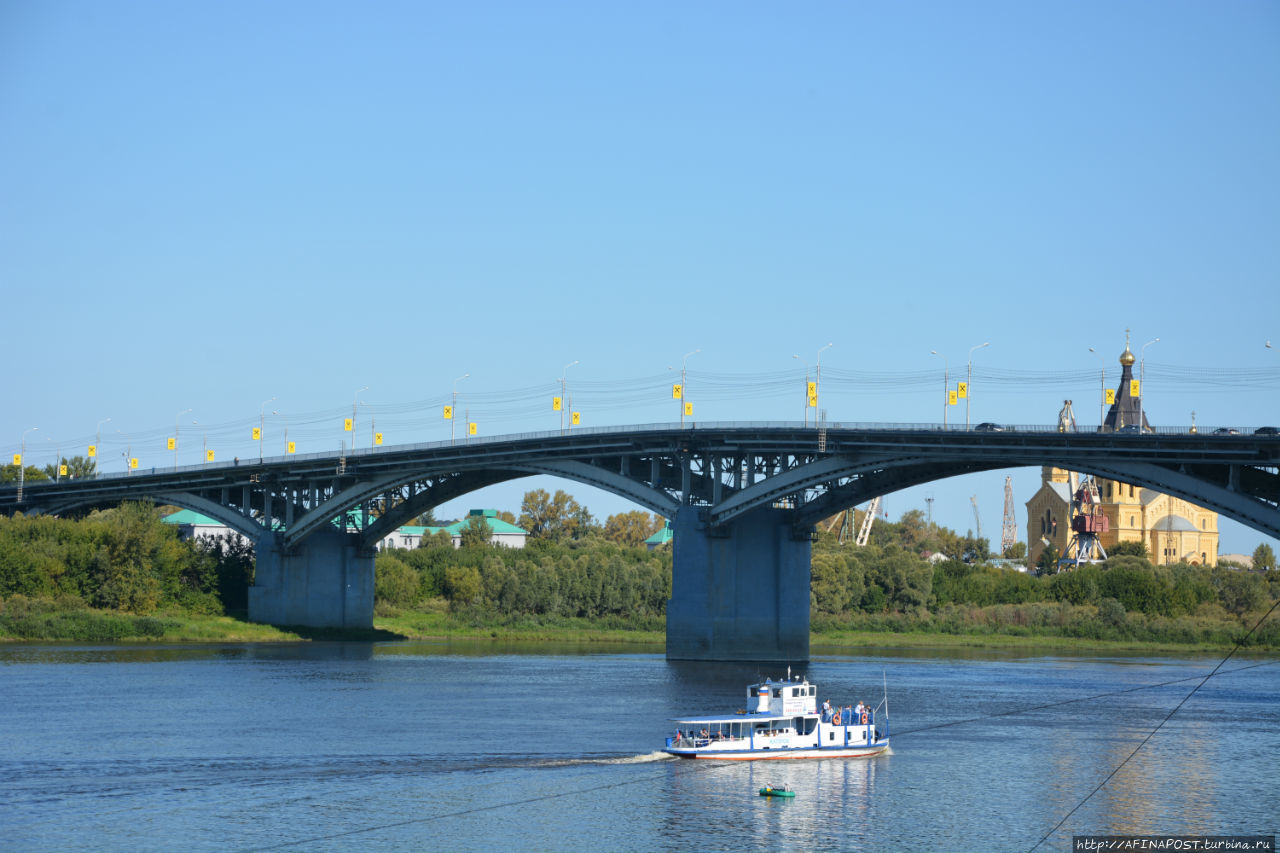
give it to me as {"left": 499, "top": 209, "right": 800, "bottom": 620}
{"left": 1, "top": 500, "right": 1277, "bottom": 650}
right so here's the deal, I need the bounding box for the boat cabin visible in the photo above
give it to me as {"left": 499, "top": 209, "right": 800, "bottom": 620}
{"left": 750, "top": 678, "right": 818, "bottom": 716}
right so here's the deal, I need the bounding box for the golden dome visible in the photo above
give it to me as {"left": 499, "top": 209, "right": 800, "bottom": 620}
{"left": 1119, "top": 345, "right": 1135, "bottom": 366}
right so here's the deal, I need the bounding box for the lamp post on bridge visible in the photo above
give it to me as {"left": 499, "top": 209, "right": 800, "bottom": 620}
{"left": 816, "top": 342, "right": 833, "bottom": 427}
{"left": 93, "top": 417, "right": 111, "bottom": 476}
{"left": 194, "top": 419, "right": 209, "bottom": 464}
{"left": 351, "top": 387, "right": 368, "bottom": 452}
{"left": 451, "top": 374, "right": 468, "bottom": 444}
{"left": 965, "top": 342, "right": 989, "bottom": 428}
{"left": 930, "top": 350, "right": 949, "bottom": 428}
{"left": 1139, "top": 338, "right": 1159, "bottom": 432}
{"left": 113, "top": 429, "right": 132, "bottom": 476}
{"left": 259, "top": 396, "right": 277, "bottom": 462}
{"left": 174, "top": 408, "right": 191, "bottom": 469}
{"left": 274, "top": 410, "right": 290, "bottom": 456}
{"left": 46, "top": 437, "right": 60, "bottom": 481}
{"left": 1087, "top": 347, "right": 1106, "bottom": 428}
{"left": 671, "top": 349, "right": 700, "bottom": 428}
{"left": 560, "top": 360, "right": 578, "bottom": 433}
{"left": 792, "top": 354, "right": 810, "bottom": 427}
{"left": 16, "top": 427, "right": 38, "bottom": 501}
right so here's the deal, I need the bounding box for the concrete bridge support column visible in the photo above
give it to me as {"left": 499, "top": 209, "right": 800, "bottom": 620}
{"left": 248, "top": 529, "right": 374, "bottom": 629}
{"left": 666, "top": 506, "right": 811, "bottom": 662}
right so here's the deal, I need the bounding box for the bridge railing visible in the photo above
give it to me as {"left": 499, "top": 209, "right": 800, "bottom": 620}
{"left": 3, "top": 420, "right": 1266, "bottom": 489}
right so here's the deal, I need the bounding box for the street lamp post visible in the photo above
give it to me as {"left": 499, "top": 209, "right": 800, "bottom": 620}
{"left": 679, "top": 349, "right": 699, "bottom": 427}
{"left": 194, "top": 420, "right": 208, "bottom": 464}
{"left": 930, "top": 350, "right": 949, "bottom": 428}
{"left": 561, "top": 360, "right": 578, "bottom": 432}
{"left": 451, "top": 374, "right": 468, "bottom": 444}
{"left": 1087, "top": 347, "right": 1106, "bottom": 427}
{"left": 17, "top": 427, "right": 37, "bottom": 501}
{"left": 174, "top": 408, "right": 191, "bottom": 469}
{"left": 1139, "top": 337, "right": 1159, "bottom": 431}
{"left": 274, "top": 410, "right": 288, "bottom": 455}
{"left": 352, "top": 387, "right": 367, "bottom": 451}
{"left": 965, "top": 342, "right": 989, "bottom": 428}
{"left": 260, "top": 396, "right": 277, "bottom": 462}
{"left": 816, "top": 342, "right": 833, "bottom": 427}
{"left": 792, "top": 354, "right": 810, "bottom": 427}
{"left": 115, "top": 429, "right": 131, "bottom": 476}
{"left": 95, "top": 417, "right": 111, "bottom": 476}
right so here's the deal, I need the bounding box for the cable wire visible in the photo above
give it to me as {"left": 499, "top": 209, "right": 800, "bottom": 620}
{"left": 1026, "top": 599, "right": 1280, "bottom": 852}
{"left": 235, "top": 653, "right": 1277, "bottom": 851}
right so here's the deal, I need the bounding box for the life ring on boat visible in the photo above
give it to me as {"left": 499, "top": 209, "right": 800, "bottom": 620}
{"left": 861, "top": 711, "right": 869, "bottom": 724}
{"left": 831, "top": 711, "right": 841, "bottom": 725}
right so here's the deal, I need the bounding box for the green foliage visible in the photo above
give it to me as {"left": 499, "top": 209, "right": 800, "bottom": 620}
{"left": 0, "top": 503, "right": 250, "bottom": 617}
{"left": 458, "top": 515, "right": 493, "bottom": 549}
{"left": 1, "top": 464, "right": 50, "bottom": 483}
{"left": 518, "top": 489, "right": 597, "bottom": 541}
{"left": 1252, "top": 543, "right": 1276, "bottom": 572}
{"left": 1036, "top": 545, "right": 1061, "bottom": 574}
{"left": 42, "top": 455, "right": 97, "bottom": 480}
{"left": 603, "top": 511, "right": 664, "bottom": 547}
{"left": 1004, "top": 541, "right": 1027, "bottom": 560}
{"left": 1109, "top": 540, "right": 1149, "bottom": 558}
{"left": 0, "top": 595, "right": 172, "bottom": 640}
{"left": 1213, "top": 567, "right": 1268, "bottom": 615}
{"left": 375, "top": 553, "right": 420, "bottom": 607}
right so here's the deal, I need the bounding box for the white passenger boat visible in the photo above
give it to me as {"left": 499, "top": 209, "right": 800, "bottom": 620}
{"left": 663, "top": 674, "right": 889, "bottom": 760}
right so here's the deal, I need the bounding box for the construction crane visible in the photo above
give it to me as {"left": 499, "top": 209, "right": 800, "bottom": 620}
{"left": 856, "top": 496, "right": 882, "bottom": 546}
{"left": 1001, "top": 476, "right": 1017, "bottom": 556}
{"left": 1061, "top": 475, "right": 1109, "bottom": 569}
{"left": 970, "top": 495, "right": 982, "bottom": 541}
{"left": 824, "top": 508, "right": 857, "bottom": 544}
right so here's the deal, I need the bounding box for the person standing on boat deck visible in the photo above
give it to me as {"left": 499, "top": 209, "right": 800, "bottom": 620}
{"left": 822, "top": 700, "right": 832, "bottom": 722}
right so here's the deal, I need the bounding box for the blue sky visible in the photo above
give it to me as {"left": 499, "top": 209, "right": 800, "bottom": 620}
{"left": 3, "top": 1, "right": 1278, "bottom": 553}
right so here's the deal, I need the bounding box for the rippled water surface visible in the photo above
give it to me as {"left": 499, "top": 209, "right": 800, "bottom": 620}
{"left": 2, "top": 642, "right": 1276, "bottom": 851}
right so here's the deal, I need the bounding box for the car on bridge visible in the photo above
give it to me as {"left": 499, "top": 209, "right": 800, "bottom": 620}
{"left": 1256, "top": 426, "right": 1279, "bottom": 436}
{"left": 1212, "top": 428, "right": 1241, "bottom": 435}
{"left": 973, "top": 422, "right": 1007, "bottom": 432}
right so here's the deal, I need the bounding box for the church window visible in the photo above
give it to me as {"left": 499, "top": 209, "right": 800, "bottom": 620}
{"left": 1128, "top": 484, "right": 1134, "bottom": 498}
{"left": 1130, "top": 515, "right": 1136, "bottom": 527}
{"left": 1201, "top": 519, "right": 1206, "bottom": 530}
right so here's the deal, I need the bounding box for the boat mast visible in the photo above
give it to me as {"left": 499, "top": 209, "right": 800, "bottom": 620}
{"left": 882, "top": 668, "right": 889, "bottom": 723}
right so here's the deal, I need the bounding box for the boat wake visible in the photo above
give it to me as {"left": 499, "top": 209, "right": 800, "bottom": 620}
{"left": 532, "top": 751, "right": 676, "bottom": 768}
{"left": 601, "top": 751, "right": 677, "bottom": 765}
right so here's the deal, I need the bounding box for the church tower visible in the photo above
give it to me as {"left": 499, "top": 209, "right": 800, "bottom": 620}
{"left": 1025, "top": 333, "right": 1219, "bottom": 568}
{"left": 1101, "top": 329, "right": 1148, "bottom": 432}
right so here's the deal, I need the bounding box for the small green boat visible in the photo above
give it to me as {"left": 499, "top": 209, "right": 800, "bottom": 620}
{"left": 759, "top": 785, "right": 795, "bottom": 798}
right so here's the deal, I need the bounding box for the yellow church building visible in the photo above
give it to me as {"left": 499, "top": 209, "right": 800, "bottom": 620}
{"left": 1026, "top": 467, "right": 1219, "bottom": 567}
{"left": 1025, "top": 335, "right": 1219, "bottom": 568}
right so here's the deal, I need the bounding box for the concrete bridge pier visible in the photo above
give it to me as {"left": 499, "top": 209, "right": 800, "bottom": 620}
{"left": 666, "top": 505, "right": 811, "bottom": 662}
{"left": 248, "top": 529, "right": 375, "bottom": 630}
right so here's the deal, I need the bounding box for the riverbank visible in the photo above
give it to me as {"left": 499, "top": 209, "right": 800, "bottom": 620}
{"left": 4, "top": 604, "right": 1275, "bottom": 655}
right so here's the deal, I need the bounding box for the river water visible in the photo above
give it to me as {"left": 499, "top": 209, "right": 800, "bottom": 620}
{"left": 1, "top": 641, "right": 1276, "bottom": 852}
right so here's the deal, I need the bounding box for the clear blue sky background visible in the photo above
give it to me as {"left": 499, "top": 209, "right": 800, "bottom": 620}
{"left": 3, "top": 1, "right": 1278, "bottom": 554}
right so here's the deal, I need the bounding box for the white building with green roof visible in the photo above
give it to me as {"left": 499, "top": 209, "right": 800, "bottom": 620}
{"left": 163, "top": 507, "right": 527, "bottom": 552}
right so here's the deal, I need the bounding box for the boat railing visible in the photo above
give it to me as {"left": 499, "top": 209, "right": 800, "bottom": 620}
{"left": 824, "top": 707, "right": 875, "bottom": 726}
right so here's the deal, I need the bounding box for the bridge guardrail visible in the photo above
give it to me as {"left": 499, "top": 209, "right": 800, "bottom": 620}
{"left": 3, "top": 420, "right": 1273, "bottom": 489}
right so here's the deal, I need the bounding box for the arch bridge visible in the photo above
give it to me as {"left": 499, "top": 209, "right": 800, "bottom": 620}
{"left": 4, "top": 422, "right": 1278, "bottom": 661}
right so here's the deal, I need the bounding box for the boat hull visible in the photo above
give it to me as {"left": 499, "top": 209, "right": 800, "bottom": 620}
{"left": 664, "top": 742, "right": 889, "bottom": 761}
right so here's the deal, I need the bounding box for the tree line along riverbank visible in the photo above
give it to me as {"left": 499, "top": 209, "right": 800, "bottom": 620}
{"left": 1, "top": 498, "right": 1277, "bottom": 649}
